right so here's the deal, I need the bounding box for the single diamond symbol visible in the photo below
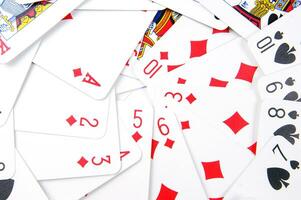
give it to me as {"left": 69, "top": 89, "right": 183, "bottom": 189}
{"left": 66, "top": 115, "right": 77, "bottom": 126}
{"left": 77, "top": 156, "right": 88, "bottom": 168}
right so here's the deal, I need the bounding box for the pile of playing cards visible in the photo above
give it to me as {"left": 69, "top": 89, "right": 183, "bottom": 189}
{"left": 0, "top": 0, "right": 300, "bottom": 199}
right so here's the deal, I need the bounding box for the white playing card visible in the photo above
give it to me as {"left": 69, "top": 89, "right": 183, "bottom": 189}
{"left": 248, "top": 5, "right": 301, "bottom": 74}
{"left": 256, "top": 100, "right": 301, "bottom": 151}
{"left": 152, "top": 0, "right": 228, "bottom": 30}
{"left": 224, "top": 136, "right": 301, "bottom": 199}
{"left": 131, "top": 15, "right": 237, "bottom": 85}
{"left": 121, "top": 9, "right": 182, "bottom": 78}
{"left": 14, "top": 64, "right": 110, "bottom": 139}
{"left": 175, "top": 107, "right": 254, "bottom": 199}
{"left": 150, "top": 106, "right": 207, "bottom": 200}
{"left": 15, "top": 91, "right": 121, "bottom": 180}
{"left": 0, "top": 0, "right": 86, "bottom": 63}
{"left": 39, "top": 117, "right": 142, "bottom": 200}
{"left": 35, "top": 88, "right": 152, "bottom": 200}
{"left": 82, "top": 88, "right": 154, "bottom": 200}
{"left": 135, "top": 38, "right": 261, "bottom": 149}
{"left": 77, "top": 0, "right": 164, "bottom": 10}
{"left": 257, "top": 64, "right": 301, "bottom": 102}
{"left": 3, "top": 151, "right": 48, "bottom": 200}
{"left": 198, "top": 0, "right": 301, "bottom": 38}
{"left": 0, "top": 42, "right": 39, "bottom": 127}
{"left": 33, "top": 10, "right": 155, "bottom": 100}
{"left": 0, "top": 112, "right": 15, "bottom": 180}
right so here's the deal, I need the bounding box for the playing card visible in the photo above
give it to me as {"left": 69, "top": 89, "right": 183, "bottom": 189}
{"left": 3, "top": 151, "right": 48, "bottom": 200}
{"left": 152, "top": 0, "right": 228, "bottom": 30}
{"left": 0, "top": 0, "right": 85, "bottom": 63}
{"left": 35, "top": 88, "right": 152, "bottom": 200}
{"left": 0, "top": 112, "right": 14, "bottom": 180}
{"left": 256, "top": 100, "right": 301, "bottom": 151}
{"left": 81, "top": 88, "right": 154, "bottom": 200}
{"left": 15, "top": 90, "right": 121, "bottom": 180}
{"left": 33, "top": 10, "right": 155, "bottom": 100}
{"left": 39, "top": 118, "right": 142, "bottom": 200}
{"left": 257, "top": 64, "right": 301, "bottom": 101}
{"left": 131, "top": 15, "right": 237, "bottom": 85}
{"left": 14, "top": 64, "right": 110, "bottom": 139}
{"left": 198, "top": 0, "right": 301, "bottom": 38}
{"left": 0, "top": 42, "right": 39, "bottom": 127}
{"left": 122, "top": 8, "right": 181, "bottom": 79}
{"left": 135, "top": 38, "right": 260, "bottom": 149}
{"left": 78, "top": 0, "right": 164, "bottom": 10}
{"left": 175, "top": 107, "right": 254, "bottom": 199}
{"left": 248, "top": 5, "right": 301, "bottom": 74}
{"left": 224, "top": 136, "right": 301, "bottom": 199}
{"left": 149, "top": 106, "right": 207, "bottom": 200}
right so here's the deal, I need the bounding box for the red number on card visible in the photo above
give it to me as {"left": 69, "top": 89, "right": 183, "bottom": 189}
{"left": 133, "top": 109, "right": 143, "bottom": 128}
{"left": 164, "top": 91, "right": 183, "bottom": 102}
{"left": 91, "top": 155, "right": 111, "bottom": 166}
{"left": 80, "top": 117, "right": 99, "bottom": 128}
{"left": 157, "top": 117, "right": 170, "bottom": 136}
{"left": 144, "top": 59, "right": 162, "bottom": 79}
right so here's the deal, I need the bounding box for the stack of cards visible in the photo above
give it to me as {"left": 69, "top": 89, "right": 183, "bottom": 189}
{"left": 0, "top": 0, "right": 300, "bottom": 199}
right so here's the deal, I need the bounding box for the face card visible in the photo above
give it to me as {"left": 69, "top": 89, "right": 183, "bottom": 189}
{"left": 149, "top": 107, "right": 207, "bottom": 200}
{"left": 248, "top": 6, "right": 301, "bottom": 74}
{"left": 198, "top": 0, "right": 301, "bottom": 38}
{"left": 152, "top": 0, "right": 228, "bottom": 30}
{"left": 256, "top": 100, "right": 301, "bottom": 151}
{"left": 5, "top": 151, "right": 48, "bottom": 200}
{"left": 175, "top": 107, "right": 254, "bottom": 199}
{"left": 33, "top": 10, "right": 155, "bottom": 100}
{"left": 15, "top": 91, "right": 121, "bottom": 180}
{"left": 0, "top": 112, "right": 14, "bottom": 180}
{"left": 0, "top": 0, "right": 86, "bottom": 63}
{"left": 224, "top": 136, "right": 301, "bottom": 199}
{"left": 14, "top": 65, "right": 110, "bottom": 139}
{"left": 257, "top": 64, "right": 301, "bottom": 101}
{"left": 0, "top": 42, "right": 39, "bottom": 127}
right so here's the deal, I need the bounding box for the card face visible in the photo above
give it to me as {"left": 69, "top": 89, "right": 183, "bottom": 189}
{"left": 40, "top": 114, "right": 142, "bottom": 200}
{"left": 0, "top": 0, "right": 85, "bottom": 63}
{"left": 82, "top": 89, "right": 154, "bottom": 200}
{"left": 257, "top": 64, "right": 301, "bottom": 101}
{"left": 14, "top": 65, "right": 110, "bottom": 139}
{"left": 248, "top": 6, "right": 301, "bottom": 74}
{"left": 78, "top": 0, "right": 164, "bottom": 10}
{"left": 150, "top": 107, "right": 207, "bottom": 200}
{"left": 152, "top": 0, "right": 228, "bottom": 30}
{"left": 5, "top": 151, "right": 48, "bottom": 200}
{"left": 175, "top": 108, "right": 254, "bottom": 198}
{"left": 224, "top": 136, "right": 301, "bottom": 200}
{"left": 0, "top": 113, "right": 15, "bottom": 180}
{"left": 134, "top": 38, "right": 260, "bottom": 149}
{"left": 198, "top": 0, "right": 301, "bottom": 37}
{"left": 257, "top": 100, "right": 301, "bottom": 151}
{"left": 15, "top": 92, "right": 121, "bottom": 180}
{"left": 0, "top": 42, "right": 39, "bottom": 127}
{"left": 38, "top": 89, "right": 152, "bottom": 200}
{"left": 33, "top": 10, "right": 154, "bottom": 100}
{"left": 132, "top": 15, "right": 237, "bottom": 86}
